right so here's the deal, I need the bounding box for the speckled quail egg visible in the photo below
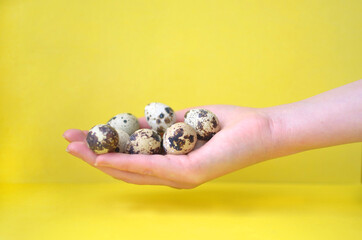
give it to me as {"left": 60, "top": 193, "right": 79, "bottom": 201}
{"left": 184, "top": 109, "right": 221, "bottom": 140}
{"left": 145, "top": 102, "right": 176, "bottom": 135}
{"left": 107, "top": 113, "right": 139, "bottom": 135}
{"left": 125, "top": 129, "right": 162, "bottom": 154}
{"left": 163, "top": 122, "right": 197, "bottom": 155}
{"left": 113, "top": 129, "right": 129, "bottom": 153}
{"left": 86, "top": 124, "right": 119, "bottom": 154}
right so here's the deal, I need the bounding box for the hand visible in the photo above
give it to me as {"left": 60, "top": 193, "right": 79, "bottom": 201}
{"left": 64, "top": 105, "right": 274, "bottom": 189}
{"left": 64, "top": 81, "right": 362, "bottom": 189}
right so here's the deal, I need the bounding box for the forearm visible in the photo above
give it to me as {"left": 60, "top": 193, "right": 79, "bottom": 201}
{"left": 265, "top": 80, "right": 362, "bottom": 157}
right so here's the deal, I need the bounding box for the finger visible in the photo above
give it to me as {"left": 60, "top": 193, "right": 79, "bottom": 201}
{"left": 185, "top": 128, "right": 241, "bottom": 182}
{"left": 106, "top": 169, "right": 184, "bottom": 188}
{"left": 66, "top": 142, "right": 181, "bottom": 188}
{"left": 95, "top": 153, "right": 190, "bottom": 181}
{"left": 138, "top": 117, "right": 150, "bottom": 129}
{"left": 63, "top": 129, "right": 87, "bottom": 142}
{"left": 66, "top": 141, "right": 97, "bottom": 163}
{"left": 175, "top": 109, "right": 190, "bottom": 122}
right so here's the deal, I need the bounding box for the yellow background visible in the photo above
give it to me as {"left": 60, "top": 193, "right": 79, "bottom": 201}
{"left": 0, "top": 0, "right": 361, "bottom": 184}
{"left": 1, "top": 183, "right": 361, "bottom": 240}
{"left": 1, "top": 1, "right": 361, "bottom": 240}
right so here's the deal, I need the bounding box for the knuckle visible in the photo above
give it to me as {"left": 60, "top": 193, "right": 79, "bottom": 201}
{"left": 142, "top": 169, "right": 153, "bottom": 176}
{"left": 141, "top": 159, "right": 155, "bottom": 176}
{"left": 67, "top": 143, "right": 77, "bottom": 152}
{"left": 95, "top": 155, "right": 106, "bottom": 165}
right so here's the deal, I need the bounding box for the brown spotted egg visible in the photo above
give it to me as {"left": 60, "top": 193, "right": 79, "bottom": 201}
{"left": 184, "top": 109, "right": 221, "bottom": 140}
{"left": 145, "top": 102, "right": 176, "bottom": 135}
{"left": 163, "top": 122, "right": 197, "bottom": 155}
{"left": 113, "top": 128, "right": 129, "bottom": 153}
{"left": 107, "top": 113, "right": 139, "bottom": 135}
{"left": 125, "top": 129, "right": 162, "bottom": 154}
{"left": 86, "top": 124, "right": 119, "bottom": 154}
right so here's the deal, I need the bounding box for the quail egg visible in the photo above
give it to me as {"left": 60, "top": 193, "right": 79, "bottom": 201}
{"left": 125, "top": 129, "right": 162, "bottom": 154}
{"left": 145, "top": 102, "right": 176, "bottom": 135}
{"left": 184, "top": 109, "right": 221, "bottom": 140}
{"left": 163, "top": 122, "right": 197, "bottom": 155}
{"left": 114, "top": 129, "right": 130, "bottom": 153}
{"left": 86, "top": 124, "right": 119, "bottom": 154}
{"left": 107, "top": 113, "right": 139, "bottom": 135}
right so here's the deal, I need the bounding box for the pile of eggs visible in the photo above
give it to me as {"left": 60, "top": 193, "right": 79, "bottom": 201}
{"left": 86, "top": 103, "right": 220, "bottom": 155}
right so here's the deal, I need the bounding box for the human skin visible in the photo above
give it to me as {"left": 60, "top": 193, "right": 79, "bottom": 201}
{"left": 64, "top": 80, "right": 362, "bottom": 189}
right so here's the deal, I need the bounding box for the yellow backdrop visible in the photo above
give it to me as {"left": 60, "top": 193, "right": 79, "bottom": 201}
{"left": 0, "top": 0, "right": 361, "bottom": 184}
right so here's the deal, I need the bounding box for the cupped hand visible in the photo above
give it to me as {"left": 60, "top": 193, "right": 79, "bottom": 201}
{"left": 64, "top": 105, "right": 274, "bottom": 189}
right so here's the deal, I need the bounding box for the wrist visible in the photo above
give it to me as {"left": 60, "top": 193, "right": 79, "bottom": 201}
{"left": 258, "top": 105, "right": 299, "bottom": 159}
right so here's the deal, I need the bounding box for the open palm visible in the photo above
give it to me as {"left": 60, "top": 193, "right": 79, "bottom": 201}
{"left": 64, "top": 105, "right": 273, "bottom": 189}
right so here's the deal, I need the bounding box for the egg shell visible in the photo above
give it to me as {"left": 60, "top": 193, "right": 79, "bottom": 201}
{"left": 163, "top": 122, "right": 197, "bottom": 155}
{"left": 114, "top": 129, "right": 130, "bottom": 153}
{"left": 86, "top": 124, "right": 119, "bottom": 154}
{"left": 145, "top": 102, "right": 176, "bottom": 135}
{"left": 107, "top": 113, "right": 140, "bottom": 135}
{"left": 184, "top": 109, "right": 221, "bottom": 140}
{"left": 125, "top": 129, "right": 162, "bottom": 155}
